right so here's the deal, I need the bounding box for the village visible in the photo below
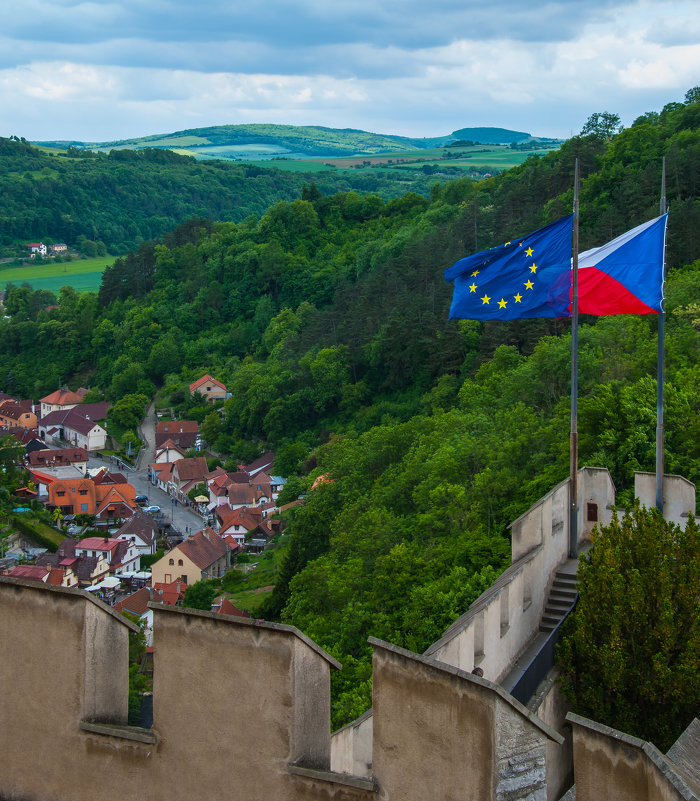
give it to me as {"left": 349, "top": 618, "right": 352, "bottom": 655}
{"left": 0, "top": 372, "right": 291, "bottom": 643}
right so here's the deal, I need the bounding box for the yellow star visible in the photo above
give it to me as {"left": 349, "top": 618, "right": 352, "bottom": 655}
{"left": 469, "top": 283, "right": 477, "bottom": 293}
{"left": 471, "top": 270, "right": 479, "bottom": 277}
{"left": 519, "top": 241, "right": 524, "bottom": 247}
{"left": 525, "top": 247, "right": 534, "bottom": 257}
{"left": 514, "top": 293, "right": 522, "bottom": 303}
{"left": 498, "top": 298, "right": 507, "bottom": 309}
{"left": 524, "top": 280, "right": 534, "bottom": 290}
{"left": 481, "top": 294, "right": 491, "bottom": 305}
{"left": 529, "top": 263, "right": 538, "bottom": 273}
{"left": 504, "top": 241, "right": 511, "bottom": 246}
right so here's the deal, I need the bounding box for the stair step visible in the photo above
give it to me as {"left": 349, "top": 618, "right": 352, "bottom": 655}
{"left": 545, "top": 603, "right": 572, "bottom": 615}
{"left": 549, "top": 590, "right": 576, "bottom": 604}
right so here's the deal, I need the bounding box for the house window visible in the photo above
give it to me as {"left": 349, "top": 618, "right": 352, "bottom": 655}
{"left": 57, "top": 491, "right": 65, "bottom": 497}
{"left": 587, "top": 502, "right": 598, "bottom": 522}
{"left": 81, "top": 504, "right": 88, "bottom": 512}
{"left": 178, "top": 559, "right": 183, "bottom": 566}
{"left": 169, "top": 558, "right": 174, "bottom": 565}
{"left": 79, "top": 490, "right": 88, "bottom": 496}
{"left": 181, "top": 574, "right": 188, "bottom": 584}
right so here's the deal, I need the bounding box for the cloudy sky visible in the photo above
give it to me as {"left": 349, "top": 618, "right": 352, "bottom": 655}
{"left": 1, "top": 0, "right": 698, "bottom": 142}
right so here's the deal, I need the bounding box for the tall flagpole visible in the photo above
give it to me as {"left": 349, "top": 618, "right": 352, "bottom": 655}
{"left": 656, "top": 158, "right": 667, "bottom": 512}
{"left": 569, "top": 159, "right": 580, "bottom": 559}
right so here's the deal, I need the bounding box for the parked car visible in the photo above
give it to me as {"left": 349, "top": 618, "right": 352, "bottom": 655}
{"left": 143, "top": 505, "right": 160, "bottom": 514}
{"left": 135, "top": 495, "right": 149, "bottom": 505}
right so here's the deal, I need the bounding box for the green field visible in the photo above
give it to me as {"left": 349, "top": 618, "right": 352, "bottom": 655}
{"left": 0, "top": 256, "right": 114, "bottom": 293}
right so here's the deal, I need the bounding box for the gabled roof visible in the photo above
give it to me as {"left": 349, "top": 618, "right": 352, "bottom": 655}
{"left": 152, "top": 578, "right": 187, "bottom": 605}
{"left": 40, "top": 389, "right": 85, "bottom": 406}
{"left": 115, "top": 587, "right": 150, "bottom": 616}
{"left": 151, "top": 462, "right": 174, "bottom": 483}
{"left": 154, "top": 439, "right": 186, "bottom": 458}
{"left": 240, "top": 451, "right": 276, "bottom": 476}
{"left": 218, "top": 505, "right": 262, "bottom": 533}
{"left": 116, "top": 512, "right": 157, "bottom": 547}
{"left": 189, "top": 374, "right": 226, "bottom": 393}
{"left": 177, "top": 528, "right": 227, "bottom": 570}
{"left": 39, "top": 407, "right": 108, "bottom": 436}
{"left": 156, "top": 420, "right": 199, "bottom": 434}
{"left": 0, "top": 400, "right": 33, "bottom": 421}
{"left": 92, "top": 467, "right": 127, "bottom": 485}
{"left": 4, "top": 565, "right": 49, "bottom": 582}
{"left": 227, "top": 484, "right": 259, "bottom": 506}
{"left": 77, "top": 537, "right": 121, "bottom": 553}
{"left": 173, "top": 456, "right": 209, "bottom": 482}
{"left": 28, "top": 448, "right": 89, "bottom": 467}
{"left": 213, "top": 595, "right": 251, "bottom": 618}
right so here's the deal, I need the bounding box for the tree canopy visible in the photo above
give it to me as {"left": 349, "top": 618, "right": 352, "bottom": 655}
{"left": 557, "top": 506, "right": 699, "bottom": 751}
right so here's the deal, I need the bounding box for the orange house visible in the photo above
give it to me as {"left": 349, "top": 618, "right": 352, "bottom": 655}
{"left": 0, "top": 400, "right": 37, "bottom": 430}
{"left": 48, "top": 476, "right": 136, "bottom": 517}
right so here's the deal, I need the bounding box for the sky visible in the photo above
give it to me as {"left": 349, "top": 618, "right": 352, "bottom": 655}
{"left": 1, "top": 0, "right": 699, "bottom": 143}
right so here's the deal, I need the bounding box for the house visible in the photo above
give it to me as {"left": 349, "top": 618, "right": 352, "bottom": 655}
{"left": 155, "top": 421, "right": 199, "bottom": 450}
{"left": 153, "top": 439, "right": 186, "bottom": 464}
{"left": 150, "top": 461, "right": 174, "bottom": 492}
{"left": 28, "top": 447, "right": 89, "bottom": 473}
{"left": 6, "top": 427, "right": 45, "bottom": 454}
{"left": 189, "top": 374, "right": 227, "bottom": 404}
{"left": 0, "top": 399, "right": 37, "bottom": 431}
{"left": 38, "top": 406, "right": 109, "bottom": 451}
{"left": 50, "top": 243, "right": 67, "bottom": 254}
{"left": 27, "top": 242, "right": 47, "bottom": 257}
{"left": 35, "top": 466, "right": 137, "bottom": 519}
{"left": 39, "top": 388, "right": 88, "bottom": 418}
{"left": 115, "top": 512, "right": 158, "bottom": 557}
{"left": 150, "top": 528, "right": 229, "bottom": 586}
{"left": 240, "top": 451, "right": 275, "bottom": 477}
{"left": 35, "top": 539, "right": 107, "bottom": 587}
{"left": 226, "top": 483, "right": 263, "bottom": 511}
{"left": 171, "top": 457, "right": 209, "bottom": 497}
{"left": 75, "top": 537, "right": 140, "bottom": 576}
{"left": 217, "top": 505, "right": 263, "bottom": 537}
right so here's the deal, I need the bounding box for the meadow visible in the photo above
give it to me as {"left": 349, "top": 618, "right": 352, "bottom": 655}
{"left": 0, "top": 256, "right": 114, "bottom": 293}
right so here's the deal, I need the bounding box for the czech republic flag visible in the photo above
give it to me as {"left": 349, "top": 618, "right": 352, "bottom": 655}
{"left": 578, "top": 214, "right": 668, "bottom": 315}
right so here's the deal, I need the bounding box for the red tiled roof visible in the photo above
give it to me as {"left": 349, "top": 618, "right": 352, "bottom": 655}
{"left": 227, "top": 484, "right": 258, "bottom": 505}
{"left": 29, "top": 447, "right": 89, "bottom": 467}
{"left": 177, "top": 528, "right": 227, "bottom": 570}
{"left": 173, "top": 456, "right": 209, "bottom": 482}
{"left": 40, "top": 389, "right": 85, "bottom": 406}
{"left": 153, "top": 578, "right": 187, "bottom": 605}
{"left": 5, "top": 565, "right": 49, "bottom": 581}
{"left": 213, "top": 596, "right": 251, "bottom": 618}
{"left": 115, "top": 587, "right": 150, "bottom": 616}
{"left": 156, "top": 420, "right": 198, "bottom": 434}
{"left": 78, "top": 537, "right": 121, "bottom": 552}
{"left": 189, "top": 374, "right": 226, "bottom": 393}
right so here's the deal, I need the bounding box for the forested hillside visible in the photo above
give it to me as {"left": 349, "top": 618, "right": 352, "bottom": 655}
{"left": 0, "top": 139, "right": 437, "bottom": 254}
{"left": 1, "top": 97, "right": 698, "bottom": 727}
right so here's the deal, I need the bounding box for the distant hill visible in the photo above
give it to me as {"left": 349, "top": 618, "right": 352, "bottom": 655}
{"left": 34, "top": 123, "right": 557, "bottom": 161}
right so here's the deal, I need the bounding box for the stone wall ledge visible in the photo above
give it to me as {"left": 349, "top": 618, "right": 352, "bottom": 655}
{"left": 80, "top": 720, "right": 157, "bottom": 744}
{"left": 288, "top": 764, "right": 376, "bottom": 791}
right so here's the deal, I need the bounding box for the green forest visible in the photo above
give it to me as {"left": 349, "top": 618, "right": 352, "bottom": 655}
{"left": 1, "top": 94, "right": 698, "bottom": 729}
{"left": 0, "top": 138, "right": 440, "bottom": 254}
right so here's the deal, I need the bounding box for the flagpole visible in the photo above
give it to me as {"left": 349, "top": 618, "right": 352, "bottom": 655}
{"left": 656, "top": 158, "right": 667, "bottom": 512}
{"left": 569, "top": 158, "right": 580, "bottom": 559}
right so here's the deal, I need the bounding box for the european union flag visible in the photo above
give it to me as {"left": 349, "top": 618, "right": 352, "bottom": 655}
{"left": 445, "top": 215, "right": 573, "bottom": 320}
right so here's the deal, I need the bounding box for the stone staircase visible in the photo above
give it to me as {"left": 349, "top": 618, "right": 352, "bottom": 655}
{"left": 539, "top": 570, "right": 578, "bottom": 633}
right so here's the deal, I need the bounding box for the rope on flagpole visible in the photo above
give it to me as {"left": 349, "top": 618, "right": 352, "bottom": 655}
{"left": 569, "top": 158, "right": 580, "bottom": 559}
{"left": 656, "top": 158, "right": 667, "bottom": 512}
